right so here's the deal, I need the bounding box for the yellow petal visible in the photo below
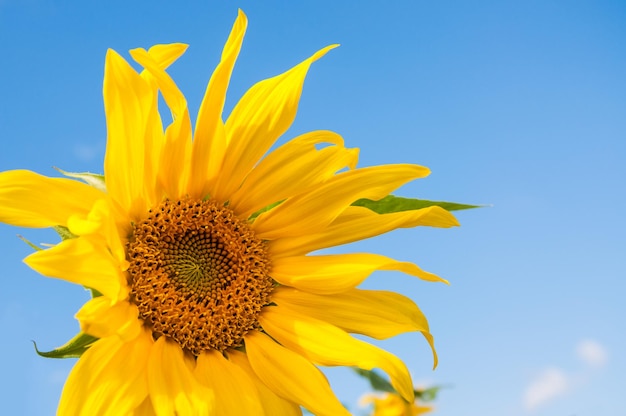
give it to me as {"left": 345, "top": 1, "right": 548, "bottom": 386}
{"left": 130, "top": 47, "right": 192, "bottom": 199}
{"left": 272, "top": 287, "right": 438, "bottom": 367}
{"left": 147, "top": 337, "right": 213, "bottom": 416}
{"left": 131, "top": 397, "right": 157, "bottom": 416}
{"left": 227, "top": 350, "right": 303, "bottom": 416}
{"left": 253, "top": 164, "right": 429, "bottom": 240}
{"left": 58, "top": 330, "right": 152, "bottom": 415}
{"left": 244, "top": 330, "right": 349, "bottom": 416}
{"left": 103, "top": 48, "right": 155, "bottom": 220}
{"left": 229, "top": 130, "right": 359, "bottom": 218}
{"left": 270, "top": 205, "right": 459, "bottom": 257}
{"left": 260, "top": 306, "right": 415, "bottom": 402}
{"left": 0, "top": 170, "right": 103, "bottom": 228}
{"left": 145, "top": 43, "right": 188, "bottom": 70}
{"left": 212, "top": 44, "right": 338, "bottom": 201}
{"left": 67, "top": 198, "right": 128, "bottom": 268}
{"left": 189, "top": 10, "right": 247, "bottom": 199}
{"left": 24, "top": 237, "right": 127, "bottom": 301}
{"left": 271, "top": 252, "right": 446, "bottom": 295}
{"left": 194, "top": 350, "right": 264, "bottom": 415}
{"left": 75, "top": 297, "right": 141, "bottom": 341}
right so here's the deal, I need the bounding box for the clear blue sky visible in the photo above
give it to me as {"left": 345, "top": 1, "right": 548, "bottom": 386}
{"left": 1, "top": 1, "right": 624, "bottom": 415}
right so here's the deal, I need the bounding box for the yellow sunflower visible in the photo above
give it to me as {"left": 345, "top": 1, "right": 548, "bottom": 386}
{"left": 0, "top": 10, "right": 459, "bottom": 415}
{"left": 361, "top": 392, "right": 433, "bottom": 416}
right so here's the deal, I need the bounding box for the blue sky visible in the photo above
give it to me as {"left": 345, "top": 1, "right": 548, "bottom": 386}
{"left": 1, "top": 1, "right": 625, "bottom": 415}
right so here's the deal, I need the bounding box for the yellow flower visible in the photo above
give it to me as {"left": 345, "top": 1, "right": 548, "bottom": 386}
{"left": 362, "top": 392, "right": 433, "bottom": 416}
{"left": 0, "top": 10, "right": 458, "bottom": 416}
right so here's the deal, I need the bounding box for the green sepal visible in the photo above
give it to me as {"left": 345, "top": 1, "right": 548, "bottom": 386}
{"left": 53, "top": 225, "right": 77, "bottom": 240}
{"left": 32, "top": 332, "right": 98, "bottom": 359}
{"left": 54, "top": 167, "right": 106, "bottom": 193}
{"left": 17, "top": 235, "right": 43, "bottom": 251}
{"left": 87, "top": 287, "right": 103, "bottom": 298}
{"left": 354, "top": 368, "right": 397, "bottom": 394}
{"left": 352, "top": 195, "right": 482, "bottom": 214}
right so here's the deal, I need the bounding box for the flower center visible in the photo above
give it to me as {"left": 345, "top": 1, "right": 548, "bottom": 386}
{"left": 126, "top": 198, "right": 273, "bottom": 355}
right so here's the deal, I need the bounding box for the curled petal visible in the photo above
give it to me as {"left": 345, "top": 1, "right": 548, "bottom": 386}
{"left": 271, "top": 252, "right": 446, "bottom": 295}
{"left": 272, "top": 287, "right": 438, "bottom": 367}
{"left": 260, "top": 306, "right": 415, "bottom": 402}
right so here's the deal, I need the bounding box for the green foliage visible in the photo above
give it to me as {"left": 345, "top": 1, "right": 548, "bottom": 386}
{"left": 352, "top": 195, "right": 482, "bottom": 214}
{"left": 355, "top": 368, "right": 444, "bottom": 403}
{"left": 249, "top": 199, "right": 284, "bottom": 221}
{"left": 354, "top": 368, "right": 397, "bottom": 394}
{"left": 33, "top": 332, "right": 98, "bottom": 359}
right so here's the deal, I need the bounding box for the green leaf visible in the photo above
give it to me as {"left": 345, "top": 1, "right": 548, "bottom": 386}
{"left": 54, "top": 168, "right": 106, "bottom": 193}
{"left": 53, "top": 225, "right": 77, "bottom": 240}
{"left": 352, "top": 195, "right": 483, "bottom": 214}
{"left": 249, "top": 199, "right": 284, "bottom": 221}
{"left": 33, "top": 332, "right": 98, "bottom": 359}
{"left": 415, "top": 386, "right": 444, "bottom": 402}
{"left": 354, "top": 368, "right": 396, "bottom": 394}
{"left": 17, "top": 234, "right": 43, "bottom": 251}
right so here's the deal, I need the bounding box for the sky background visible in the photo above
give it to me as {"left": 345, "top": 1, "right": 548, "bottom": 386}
{"left": 1, "top": 1, "right": 625, "bottom": 415}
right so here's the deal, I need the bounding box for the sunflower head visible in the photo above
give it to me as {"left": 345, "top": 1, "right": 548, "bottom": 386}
{"left": 127, "top": 197, "right": 274, "bottom": 355}
{"left": 0, "top": 9, "right": 464, "bottom": 416}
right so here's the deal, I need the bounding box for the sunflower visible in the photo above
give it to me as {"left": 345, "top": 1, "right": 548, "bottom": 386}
{"left": 361, "top": 392, "right": 433, "bottom": 416}
{"left": 0, "top": 10, "right": 459, "bottom": 415}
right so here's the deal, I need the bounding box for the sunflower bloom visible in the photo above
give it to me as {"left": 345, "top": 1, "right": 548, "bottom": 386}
{"left": 361, "top": 392, "right": 433, "bottom": 416}
{"left": 0, "top": 10, "right": 459, "bottom": 416}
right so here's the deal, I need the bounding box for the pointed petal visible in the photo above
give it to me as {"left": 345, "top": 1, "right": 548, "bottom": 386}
{"left": 244, "top": 330, "right": 349, "bottom": 416}
{"left": 260, "top": 306, "right": 415, "bottom": 402}
{"left": 58, "top": 330, "right": 152, "bottom": 415}
{"left": 229, "top": 130, "right": 359, "bottom": 218}
{"left": 212, "top": 44, "right": 338, "bottom": 201}
{"left": 147, "top": 337, "right": 213, "bottom": 416}
{"left": 145, "top": 43, "right": 188, "bottom": 70}
{"left": 253, "top": 164, "right": 429, "bottom": 240}
{"left": 0, "top": 170, "right": 103, "bottom": 228}
{"left": 194, "top": 350, "right": 264, "bottom": 415}
{"left": 271, "top": 252, "right": 446, "bottom": 294}
{"left": 24, "top": 237, "right": 127, "bottom": 301}
{"left": 272, "top": 287, "right": 438, "bottom": 367}
{"left": 190, "top": 10, "right": 247, "bottom": 198}
{"left": 227, "top": 350, "right": 303, "bottom": 416}
{"left": 270, "top": 205, "right": 459, "bottom": 257}
{"left": 75, "top": 297, "right": 141, "bottom": 341}
{"left": 103, "top": 49, "right": 155, "bottom": 220}
{"left": 130, "top": 47, "right": 192, "bottom": 199}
